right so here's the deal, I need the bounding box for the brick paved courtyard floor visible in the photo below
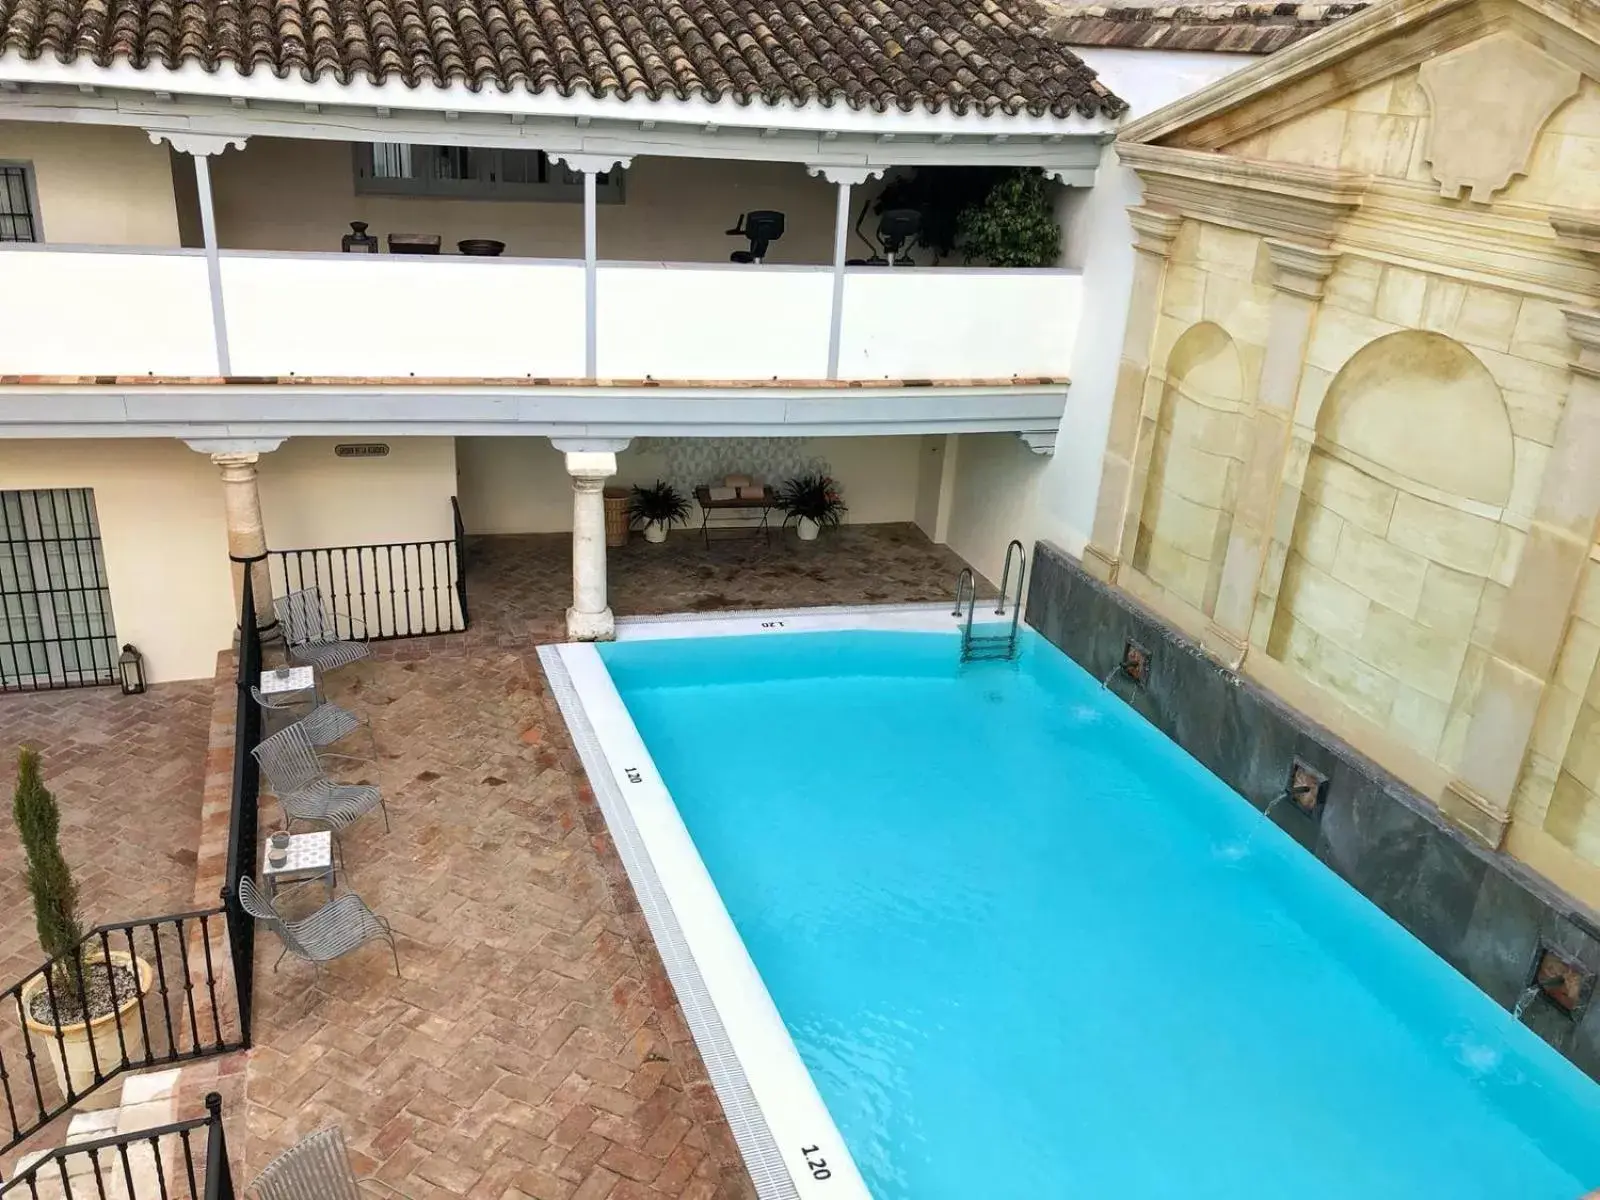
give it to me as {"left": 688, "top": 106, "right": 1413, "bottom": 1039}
{"left": 0, "top": 683, "right": 213, "bottom": 983}
{"left": 463, "top": 522, "right": 980, "bottom": 648}
{"left": 2, "top": 524, "right": 970, "bottom": 1197}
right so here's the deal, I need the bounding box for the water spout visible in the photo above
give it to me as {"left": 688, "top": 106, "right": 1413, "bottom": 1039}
{"left": 1513, "top": 982, "right": 1546, "bottom": 1022}
{"left": 1100, "top": 666, "right": 1123, "bottom": 690}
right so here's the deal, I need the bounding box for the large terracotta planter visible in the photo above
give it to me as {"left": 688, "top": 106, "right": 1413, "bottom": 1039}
{"left": 20, "top": 951, "right": 153, "bottom": 1102}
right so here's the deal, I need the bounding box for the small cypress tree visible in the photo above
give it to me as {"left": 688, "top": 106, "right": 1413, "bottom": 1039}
{"left": 13, "top": 749, "right": 83, "bottom": 977}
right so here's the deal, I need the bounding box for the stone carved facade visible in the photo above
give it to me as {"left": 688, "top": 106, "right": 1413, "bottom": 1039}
{"left": 1085, "top": 0, "right": 1600, "bottom": 906}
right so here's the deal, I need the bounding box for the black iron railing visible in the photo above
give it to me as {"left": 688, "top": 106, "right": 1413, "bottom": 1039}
{"left": 220, "top": 567, "right": 263, "bottom": 1046}
{"left": 1, "top": 1091, "right": 235, "bottom": 1199}
{"left": 267, "top": 528, "right": 466, "bottom": 642}
{"left": 0, "top": 914, "right": 241, "bottom": 1154}
{"left": 451, "top": 495, "right": 471, "bottom": 628}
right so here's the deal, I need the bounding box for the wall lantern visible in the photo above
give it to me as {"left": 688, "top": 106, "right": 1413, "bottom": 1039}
{"left": 118, "top": 644, "right": 146, "bottom": 695}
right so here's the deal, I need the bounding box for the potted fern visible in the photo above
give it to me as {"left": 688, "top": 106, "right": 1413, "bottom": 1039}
{"left": 776, "top": 474, "right": 846, "bottom": 541}
{"left": 628, "top": 481, "right": 691, "bottom": 544}
{"left": 14, "top": 748, "right": 152, "bottom": 1101}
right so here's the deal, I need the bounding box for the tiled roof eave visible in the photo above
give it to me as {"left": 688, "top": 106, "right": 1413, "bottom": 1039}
{"left": 0, "top": 0, "right": 1130, "bottom": 120}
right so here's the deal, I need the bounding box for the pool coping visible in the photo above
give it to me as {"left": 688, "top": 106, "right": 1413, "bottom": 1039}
{"left": 540, "top": 603, "right": 959, "bottom": 1199}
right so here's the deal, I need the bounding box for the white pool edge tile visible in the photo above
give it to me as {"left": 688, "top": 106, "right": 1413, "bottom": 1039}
{"left": 539, "top": 637, "right": 872, "bottom": 1200}
{"left": 615, "top": 601, "right": 961, "bottom": 642}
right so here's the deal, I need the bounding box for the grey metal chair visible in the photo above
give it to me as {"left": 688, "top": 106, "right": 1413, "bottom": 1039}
{"left": 274, "top": 586, "right": 371, "bottom": 674}
{"left": 239, "top": 875, "right": 401, "bottom": 979}
{"left": 250, "top": 685, "right": 376, "bottom": 757}
{"left": 251, "top": 722, "right": 389, "bottom": 861}
{"left": 247, "top": 1125, "right": 361, "bottom": 1200}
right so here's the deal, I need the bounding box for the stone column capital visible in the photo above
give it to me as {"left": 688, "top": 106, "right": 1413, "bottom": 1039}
{"left": 184, "top": 437, "right": 284, "bottom": 458}
{"left": 1264, "top": 240, "right": 1339, "bottom": 300}
{"left": 1565, "top": 308, "right": 1600, "bottom": 380}
{"left": 564, "top": 451, "right": 618, "bottom": 482}
{"left": 1127, "top": 207, "right": 1184, "bottom": 258}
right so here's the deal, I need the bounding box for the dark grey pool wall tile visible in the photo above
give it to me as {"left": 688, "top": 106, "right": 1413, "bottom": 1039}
{"left": 1025, "top": 540, "right": 1600, "bottom": 1082}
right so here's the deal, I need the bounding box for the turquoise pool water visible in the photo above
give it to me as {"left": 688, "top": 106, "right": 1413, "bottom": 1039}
{"left": 598, "top": 629, "right": 1600, "bottom": 1200}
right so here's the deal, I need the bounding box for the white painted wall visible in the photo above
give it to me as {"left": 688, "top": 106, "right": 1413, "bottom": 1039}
{"left": 256, "top": 437, "right": 458, "bottom": 547}
{"left": 0, "top": 122, "right": 182, "bottom": 245}
{"left": 944, "top": 433, "right": 1049, "bottom": 586}
{"left": 0, "top": 249, "right": 217, "bottom": 374}
{"left": 220, "top": 255, "right": 587, "bottom": 377}
{"left": 1031, "top": 48, "right": 1255, "bottom": 555}
{"left": 837, "top": 270, "right": 1081, "bottom": 379}
{"left": 0, "top": 439, "right": 234, "bottom": 683}
{"left": 596, "top": 266, "right": 833, "bottom": 379}
{"left": 455, "top": 435, "right": 923, "bottom": 534}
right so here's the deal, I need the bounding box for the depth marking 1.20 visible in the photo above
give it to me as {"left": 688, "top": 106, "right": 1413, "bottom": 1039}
{"left": 623, "top": 768, "right": 643, "bottom": 784}
{"left": 799, "top": 1146, "right": 831, "bottom": 1181}
{"left": 760, "top": 620, "right": 786, "bottom": 629}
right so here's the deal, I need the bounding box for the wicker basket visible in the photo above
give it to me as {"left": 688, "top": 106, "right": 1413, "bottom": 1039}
{"left": 603, "top": 487, "right": 630, "bottom": 548}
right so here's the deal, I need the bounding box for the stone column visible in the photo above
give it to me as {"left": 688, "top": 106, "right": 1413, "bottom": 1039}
{"left": 1203, "top": 240, "right": 1337, "bottom": 666}
{"left": 1083, "top": 206, "right": 1184, "bottom": 584}
{"left": 553, "top": 439, "right": 630, "bottom": 641}
{"left": 1440, "top": 308, "right": 1600, "bottom": 847}
{"left": 185, "top": 438, "right": 283, "bottom": 633}
{"left": 146, "top": 131, "right": 247, "bottom": 376}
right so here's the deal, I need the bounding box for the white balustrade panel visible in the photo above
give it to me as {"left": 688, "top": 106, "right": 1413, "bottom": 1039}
{"left": 0, "top": 249, "right": 217, "bottom": 375}
{"left": 837, "top": 269, "right": 1081, "bottom": 380}
{"left": 220, "top": 254, "right": 587, "bottom": 377}
{"left": 596, "top": 264, "right": 832, "bottom": 380}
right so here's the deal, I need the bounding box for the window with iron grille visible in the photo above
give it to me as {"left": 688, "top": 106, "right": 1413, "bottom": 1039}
{"left": 353, "top": 144, "right": 622, "bottom": 203}
{"left": 0, "top": 163, "right": 39, "bottom": 242}
{"left": 0, "top": 488, "right": 119, "bottom": 691}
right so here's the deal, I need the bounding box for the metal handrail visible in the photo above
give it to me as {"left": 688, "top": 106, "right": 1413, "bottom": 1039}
{"left": 1, "top": 1091, "right": 234, "bottom": 1199}
{"left": 955, "top": 541, "right": 1027, "bottom": 663}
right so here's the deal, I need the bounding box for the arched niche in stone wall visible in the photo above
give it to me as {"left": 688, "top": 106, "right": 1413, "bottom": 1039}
{"left": 1131, "top": 321, "right": 1245, "bottom": 616}
{"left": 1268, "top": 331, "right": 1514, "bottom": 764}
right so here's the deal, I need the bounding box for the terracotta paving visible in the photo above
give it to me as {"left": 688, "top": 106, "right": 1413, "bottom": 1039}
{"left": 0, "top": 681, "right": 213, "bottom": 1166}
{"left": 1, "top": 524, "right": 971, "bottom": 1197}
{"left": 463, "top": 522, "right": 980, "bottom": 649}
{"left": 0, "top": 682, "right": 212, "bottom": 979}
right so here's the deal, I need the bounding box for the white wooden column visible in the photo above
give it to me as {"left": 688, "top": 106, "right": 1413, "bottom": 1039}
{"left": 184, "top": 437, "right": 283, "bottom": 632}
{"left": 147, "top": 131, "right": 248, "bottom": 377}
{"left": 552, "top": 438, "right": 631, "bottom": 641}
{"left": 549, "top": 153, "right": 634, "bottom": 380}
{"left": 807, "top": 165, "right": 884, "bottom": 380}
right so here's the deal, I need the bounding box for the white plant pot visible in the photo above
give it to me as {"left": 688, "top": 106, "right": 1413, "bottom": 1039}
{"left": 796, "top": 517, "right": 821, "bottom": 542}
{"left": 21, "top": 951, "right": 154, "bottom": 1104}
{"left": 643, "top": 522, "right": 669, "bottom": 544}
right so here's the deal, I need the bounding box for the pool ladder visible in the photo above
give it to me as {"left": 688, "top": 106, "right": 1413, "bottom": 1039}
{"left": 954, "top": 540, "right": 1026, "bottom": 663}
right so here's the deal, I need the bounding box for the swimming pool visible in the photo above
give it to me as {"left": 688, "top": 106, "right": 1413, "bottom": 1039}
{"left": 547, "top": 615, "right": 1600, "bottom": 1199}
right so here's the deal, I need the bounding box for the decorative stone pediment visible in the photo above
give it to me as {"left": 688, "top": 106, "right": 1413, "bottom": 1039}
{"left": 1417, "top": 34, "right": 1580, "bottom": 203}
{"left": 1117, "top": 143, "right": 1366, "bottom": 247}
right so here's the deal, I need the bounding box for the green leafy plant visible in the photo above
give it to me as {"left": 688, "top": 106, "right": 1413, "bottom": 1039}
{"left": 14, "top": 749, "right": 83, "bottom": 978}
{"left": 776, "top": 474, "right": 847, "bottom": 528}
{"left": 627, "top": 481, "right": 691, "bottom": 529}
{"left": 956, "top": 169, "right": 1062, "bottom": 268}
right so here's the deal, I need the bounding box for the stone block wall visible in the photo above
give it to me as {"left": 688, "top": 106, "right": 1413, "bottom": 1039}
{"left": 1094, "top": 15, "right": 1600, "bottom": 901}
{"left": 1028, "top": 540, "right": 1600, "bottom": 1080}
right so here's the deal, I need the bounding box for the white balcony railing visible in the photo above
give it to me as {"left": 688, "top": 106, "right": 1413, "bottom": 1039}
{"left": 0, "top": 247, "right": 1081, "bottom": 382}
